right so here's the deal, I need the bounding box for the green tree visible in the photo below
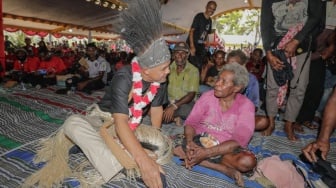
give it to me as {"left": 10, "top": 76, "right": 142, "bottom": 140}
{"left": 215, "top": 9, "right": 261, "bottom": 45}
{"left": 216, "top": 11, "right": 243, "bottom": 35}
{"left": 8, "top": 31, "right": 26, "bottom": 48}
{"left": 6, "top": 31, "right": 41, "bottom": 48}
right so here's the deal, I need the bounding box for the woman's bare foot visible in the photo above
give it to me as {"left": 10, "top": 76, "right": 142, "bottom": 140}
{"left": 200, "top": 160, "right": 244, "bottom": 187}
{"left": 173, "top": 146, "right": 186, "bottom": 159}
{"left": 261, "top": 117, "right": 275, "bottom": 136}
{"left": 284, "top": 121, "right": 297, "bottom": 141}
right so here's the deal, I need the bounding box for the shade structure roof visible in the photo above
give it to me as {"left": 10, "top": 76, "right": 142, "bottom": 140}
{"left": 3, "top": 0, "right": 261, "bottom": 39}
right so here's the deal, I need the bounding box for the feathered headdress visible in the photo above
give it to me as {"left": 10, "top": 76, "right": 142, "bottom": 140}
{"left": 112, "top": 0, "right": 171, "bottom": 68}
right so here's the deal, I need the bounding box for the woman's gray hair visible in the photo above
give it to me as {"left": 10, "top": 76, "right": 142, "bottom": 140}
{"left": 220, "top": 62, "right": 249, "bottom": 89}
{"left": 227, "top": 49, "right": 248, "bottom": 65}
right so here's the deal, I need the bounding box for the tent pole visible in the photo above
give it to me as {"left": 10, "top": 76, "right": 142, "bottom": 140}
{"left": 0, "top": 0, "right": 5, "bottom": 78}
{"left": 88, "top": 30, "right": 92, "bottom": 43}
{"left": 48, "top": 33, "right": 52, "bottom": 45}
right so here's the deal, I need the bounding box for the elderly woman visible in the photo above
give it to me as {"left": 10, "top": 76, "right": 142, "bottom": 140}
{"left": 174, "top": 63, "right": 256, "bottom": 187}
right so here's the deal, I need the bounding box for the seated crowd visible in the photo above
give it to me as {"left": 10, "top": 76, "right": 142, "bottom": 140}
{"left": 2, "top": 37, "right": 135, "bottom": 95}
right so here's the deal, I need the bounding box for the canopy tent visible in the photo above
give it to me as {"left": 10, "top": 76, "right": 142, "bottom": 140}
{"left": 2, "top": 0, "right": 261, "bottom": 40}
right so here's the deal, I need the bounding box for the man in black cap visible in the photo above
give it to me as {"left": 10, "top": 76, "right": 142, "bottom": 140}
{"left": 163, "top": 42, "right": 199, "bottom": 125}
{"left": 4, "top": 48, "right": 39, "bottom": 89}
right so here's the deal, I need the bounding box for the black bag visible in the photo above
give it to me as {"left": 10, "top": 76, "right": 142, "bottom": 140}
{"left": 271, "top": 49, "right": 294, "bottom": 86}
{"left": 313, "top": 159, "right": 336, "bottom": 187}
{"left": 300, "top": 152, "right": 336, "bottom": 188}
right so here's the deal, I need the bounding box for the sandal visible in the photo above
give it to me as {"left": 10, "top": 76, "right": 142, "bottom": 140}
{"left": 313, "top": 116, "right": 322, "bottom": 125}
{"left": 302, "top": 121, "right": 319, "bottom": 130}
{"left": 293, "top": 122, "right": 304, "bottom": 133}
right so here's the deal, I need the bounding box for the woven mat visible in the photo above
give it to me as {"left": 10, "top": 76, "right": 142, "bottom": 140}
{"left": 0, "top": 85, "right": 335, "bottom": 187}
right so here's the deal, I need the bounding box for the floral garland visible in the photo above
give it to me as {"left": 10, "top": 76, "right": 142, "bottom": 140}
{"left": 129, "top": 58, "right": 160, "bottom": 130}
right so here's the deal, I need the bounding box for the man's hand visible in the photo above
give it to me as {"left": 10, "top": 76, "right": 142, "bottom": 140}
{"left": 162, "top": 105, "right": 175, "bottom": 123}
{"left": 284, "top": 39, "right": 299, "bottom": 57}
{"left": 302, "top": 140, "right": 330, "bottom": 162}
{"left": 138, "top": 155, "right": 164, "bottom": 188}
{"left": 266, "top": 51, "right": 284, "bottom": 71}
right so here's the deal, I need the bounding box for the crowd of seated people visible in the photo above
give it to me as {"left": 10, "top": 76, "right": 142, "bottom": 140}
{"left": 1, "top": 37, "right": 137, "bottom": 95}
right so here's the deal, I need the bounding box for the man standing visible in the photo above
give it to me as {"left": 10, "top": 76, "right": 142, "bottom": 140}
{"left": 260, "top": 0, "right": 324, "bottom": 140}
{"left": 164, "top": 42, "right": 199, "bottom": 125}
{"left": 187, "top": 1, "right": 217, "bottom": 70}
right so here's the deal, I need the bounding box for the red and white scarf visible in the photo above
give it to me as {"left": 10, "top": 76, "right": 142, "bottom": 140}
{"left": 128, "top": 58, "right": 160, "bottom": 130}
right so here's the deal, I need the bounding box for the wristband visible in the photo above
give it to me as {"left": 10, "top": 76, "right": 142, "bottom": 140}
{"left": 171, "top": 103, "right": 178, "bottom": 110}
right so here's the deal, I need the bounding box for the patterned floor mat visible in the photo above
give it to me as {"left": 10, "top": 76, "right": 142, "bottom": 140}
{"left": 0, "top": 85, "right": 335, "bottom": 187}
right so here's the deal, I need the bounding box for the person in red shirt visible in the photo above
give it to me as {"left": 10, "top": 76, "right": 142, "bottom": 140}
{"left": 30, "top": 50, "right": 67, "bottom": 88}
{"left": 38, "top": 51, "right": 67, "bottom": 74}
{"left": 62, "top": 50, "right": 76, "bottom": 70}
{"left": 12, "top": 49, "right": 40, "bottom": 73}
{"left": 4, "top": 48, "right": 40, "bottom": 88}
{"left": 245, "top": 48, "right": 265, "bottom": 82}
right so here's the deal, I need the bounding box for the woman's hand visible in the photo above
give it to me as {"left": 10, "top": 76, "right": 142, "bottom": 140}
{"left": 184, "top": 142, "right": 209, "bottom": 168}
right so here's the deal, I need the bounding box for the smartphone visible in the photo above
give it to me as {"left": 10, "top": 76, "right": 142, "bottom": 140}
{"left": 38, "top": 69, "right": 47, "bottom": 75}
